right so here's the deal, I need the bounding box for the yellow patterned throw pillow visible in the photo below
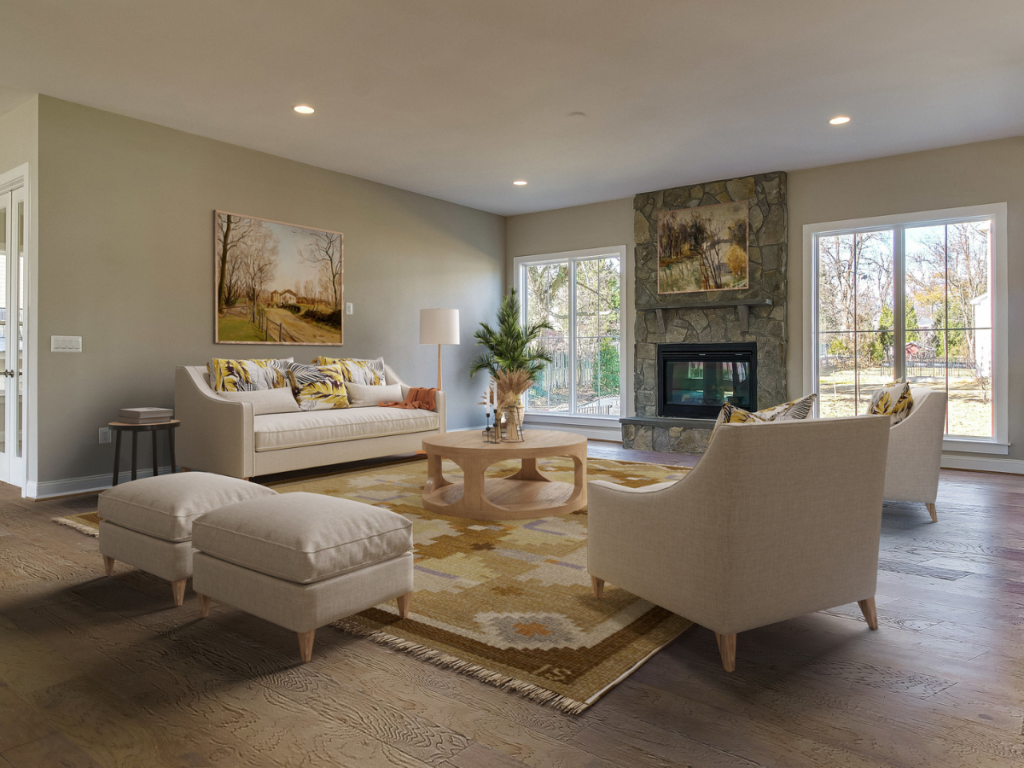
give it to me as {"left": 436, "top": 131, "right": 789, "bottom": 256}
{"left": 869, "top": 382, "right": 913, "bottom": 425}
{"left": 286, "top": 363, "right": 350, "bottom": 411}
{"left": 312, "top": 357, "right": 384, "bottom": 386}
{"left": 209, "top": 359, "right": 291, "bottom": 392}
{"left": 712, "top": 393, "right": 818, "bottom": 434}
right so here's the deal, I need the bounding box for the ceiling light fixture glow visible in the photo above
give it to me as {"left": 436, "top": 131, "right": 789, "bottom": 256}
{"left": 294, "top": 105, "right": 315, "bottom": 114}
{"left": 829, "top": 115, "right": 851, "bottom": 125}
{"left": 513, "top": 180, "right": 528, "bottom": 186}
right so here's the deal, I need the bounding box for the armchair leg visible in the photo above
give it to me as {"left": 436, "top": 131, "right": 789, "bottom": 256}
{"left": 714, "top": 632, "right": 736, "bottom": 672}
{"left": 858, "top": 597, "right": 878, "bottom": 630}
{"left": 926, "top": 502, "right": 937, "bottom": 523}
{"left": 591, "top": 576, "right": 604, "bottom": 599}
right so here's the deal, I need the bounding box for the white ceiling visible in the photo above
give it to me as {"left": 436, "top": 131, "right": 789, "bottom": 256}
{"left": 1, "top": 1, "right": 1022, "bottom": 216}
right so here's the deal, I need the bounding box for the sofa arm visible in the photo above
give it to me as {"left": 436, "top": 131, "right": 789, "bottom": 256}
{"left": 174, "top": 366, "right": 255, "bottom": 478}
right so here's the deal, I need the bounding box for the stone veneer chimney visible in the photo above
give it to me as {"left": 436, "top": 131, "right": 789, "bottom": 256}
{"left": 622, "top": 172, "right": 789, "bottom": 454}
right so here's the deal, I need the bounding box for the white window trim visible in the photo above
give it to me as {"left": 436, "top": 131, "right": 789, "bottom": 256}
{"left": 513, "top": 245, "right": 630, "bottom": 423}
{"left": 803, "top": 203, "right": 1009, "bottom": 454}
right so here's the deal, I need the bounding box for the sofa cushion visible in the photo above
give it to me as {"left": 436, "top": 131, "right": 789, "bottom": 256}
{"left": 869, "top": 382, "right": 914, "bottom": 425}
{"left": 312, "top": 356, "right": 385, "bottom": 385}
{"left": 191, "top": 492, "right": 413, "bottom": 584}
{"left": 346, "top": 382, "right": 404, "bottom": 408}
{"left": 253, "top": 407, "right": 439, "bottom": 451}
{"left": 98, "top": 472, "right": 277, "bottom": 542}
{"left": 286, "top": 363, "right": 351, "bottom": 411}
{"left": 217, "top": 387, "right": 301, "bottom": 415}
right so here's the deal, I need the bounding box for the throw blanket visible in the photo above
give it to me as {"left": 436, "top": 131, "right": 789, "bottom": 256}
{"left": 382, "top": 387, "right": 437, "bottom": 411}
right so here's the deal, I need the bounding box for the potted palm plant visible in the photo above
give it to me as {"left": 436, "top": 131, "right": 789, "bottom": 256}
{"left": 469, "top": 289, "right": 553, "bottom": 434}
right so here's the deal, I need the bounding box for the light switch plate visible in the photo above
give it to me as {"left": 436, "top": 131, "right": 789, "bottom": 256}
{"left": 51, "top": 335, "right": 83, "bottom": 353}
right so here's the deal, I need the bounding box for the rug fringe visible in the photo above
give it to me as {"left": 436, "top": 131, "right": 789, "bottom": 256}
{"left": 53, "top": 517, "right": 99, "bottom": 537}
{"left": 334, "top": 619, "right": 589, "bottom": 714}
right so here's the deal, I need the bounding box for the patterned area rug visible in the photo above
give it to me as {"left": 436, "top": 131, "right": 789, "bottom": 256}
{"left": 56, "top": 456, "right": 693, "bottom": 713}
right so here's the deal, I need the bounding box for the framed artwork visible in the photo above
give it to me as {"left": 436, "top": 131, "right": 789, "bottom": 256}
{"left": 214, "top": 211, "right": 344, "bottom": 344}
{"left": 657, "top": 200, "right": 749, "bottom": 294}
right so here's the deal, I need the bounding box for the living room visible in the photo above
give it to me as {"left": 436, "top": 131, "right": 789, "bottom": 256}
{"left": 0, "top": 2, "right": 1022, "bottom": 766}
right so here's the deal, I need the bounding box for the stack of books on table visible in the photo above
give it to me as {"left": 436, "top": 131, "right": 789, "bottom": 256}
{"left": 118, "top": 407, "right": 174, "bottom": 424}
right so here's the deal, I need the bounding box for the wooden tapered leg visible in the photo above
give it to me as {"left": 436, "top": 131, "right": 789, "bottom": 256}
{"left": 102, "top": 555, "right": 114, "bottom": 577}
{"left": 858, "top": 597, "right": 878, "bottom": 630}
{"left": 591, "top": 576, "right": 605, "bottom": 599}
{"left": 396, "top": 592, "right": 412, "bottom": 619}
{"left": 297, "top": 630, "right": 315, "bottom": 663}
{"left": 197, "top": 594, "right": 211, "bottom": 618}
{"left": 715, "top": 632, "right": 737, "bottom": 672}
{"left": 170, "top": 579, "right": 186, "bottom": 607}
{"left": 926, "top": 502, "right": 937, "bottom": 523}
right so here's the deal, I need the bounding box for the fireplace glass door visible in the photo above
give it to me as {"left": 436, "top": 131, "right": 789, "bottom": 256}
{"left": 658, "top": 343, "right": 757, "bottom": 418}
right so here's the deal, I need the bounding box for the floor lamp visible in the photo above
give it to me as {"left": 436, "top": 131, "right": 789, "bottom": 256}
{"left": 420, "top": 309, "right": 460, "bottom": 391}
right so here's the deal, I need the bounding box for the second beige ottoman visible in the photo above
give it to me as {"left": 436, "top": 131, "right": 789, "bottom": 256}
{"left": 192, "top": 492, "right": 414, "bottom": 662}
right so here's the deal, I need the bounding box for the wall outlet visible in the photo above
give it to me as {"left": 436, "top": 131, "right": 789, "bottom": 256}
{"left": 51, "top": 335, "right": 83, "bottom": 352}
{"left": 99, "top": 427, "right": 111, "bottom": 444}
{"left": 345, "top": 303, "right": 354, "bottom": 315}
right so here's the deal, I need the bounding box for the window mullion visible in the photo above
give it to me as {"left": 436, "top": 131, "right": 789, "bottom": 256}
{"left": 569, "top": 259, "right": 577, "bottom": 416}
{"left": 894, "top": 225, "right": 905, "bottom": 383}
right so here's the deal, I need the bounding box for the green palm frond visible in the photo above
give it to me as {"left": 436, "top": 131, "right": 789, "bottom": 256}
{"left": 468, "top": 289, "right": 554, "bottom": 382}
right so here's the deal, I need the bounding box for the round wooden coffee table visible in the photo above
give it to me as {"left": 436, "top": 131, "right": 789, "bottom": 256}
{"left": 421, "top": 430, "right": 587, "bottom": 520}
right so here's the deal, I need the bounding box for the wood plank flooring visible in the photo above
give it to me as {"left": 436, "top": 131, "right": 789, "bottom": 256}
{"left": 1, "top": 444, "right": 1022, "bottom": 767}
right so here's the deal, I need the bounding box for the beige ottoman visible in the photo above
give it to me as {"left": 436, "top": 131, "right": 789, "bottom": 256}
{"left": 191, "top": 492, "right": 414, "bottom": 662}
{"left": 98, "top": 473, "right": 277, "bottom": 605}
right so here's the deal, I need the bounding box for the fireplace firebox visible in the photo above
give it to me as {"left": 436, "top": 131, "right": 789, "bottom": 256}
{"left": 657, "top": 343, "right": 757, "bottom": 419}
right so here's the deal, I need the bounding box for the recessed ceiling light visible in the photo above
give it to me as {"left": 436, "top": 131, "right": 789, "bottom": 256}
{"left": 829, "top": 115, "right": 851, "bottom": 125}
{"left": 568, "top": 111, "right": 587, "bottom": 118}
{"left": 513, "top": 180, "right": 528, "bottom": 186}
{"left": 294, "top": 105, "right": 315, "bottom": 115}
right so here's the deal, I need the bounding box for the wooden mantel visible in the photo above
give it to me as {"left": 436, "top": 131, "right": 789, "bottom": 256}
{"left": 637, "top": 298, "right": 773, "bottom": 333}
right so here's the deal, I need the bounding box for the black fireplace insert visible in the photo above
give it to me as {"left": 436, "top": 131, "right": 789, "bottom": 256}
{"left": 657, "top": 342, "right": 757, "bottom": 418}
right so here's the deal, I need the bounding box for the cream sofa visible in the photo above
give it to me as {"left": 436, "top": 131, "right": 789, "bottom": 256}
{"left": 174, "top": 364, "right": 445, "bottom": 479}
{"left": 588, "top": 415, "right": 891, "bottom": 671}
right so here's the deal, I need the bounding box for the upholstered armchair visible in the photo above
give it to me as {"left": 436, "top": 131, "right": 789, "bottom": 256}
{"left": 883, "top": 387, "right": 947, "bottom": 522}
{"left": 588, "top": 416, "right": 891, "bottom": 671}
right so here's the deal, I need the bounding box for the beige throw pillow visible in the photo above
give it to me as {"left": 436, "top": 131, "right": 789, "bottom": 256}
{"left": 217, "top": 388, "right": 301, "bottom": 415}
{"left": 345, "top": 382, "right": 404, "bottom": 408}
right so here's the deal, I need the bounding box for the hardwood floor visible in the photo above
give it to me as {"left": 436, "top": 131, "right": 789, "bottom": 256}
{"left": 1, "top": 444, "right": 1022, "bottom": 767}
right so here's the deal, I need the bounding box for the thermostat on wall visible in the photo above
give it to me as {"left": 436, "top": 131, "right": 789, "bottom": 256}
{"left": 51, "top": 335, "right": 83, "bottom": 352}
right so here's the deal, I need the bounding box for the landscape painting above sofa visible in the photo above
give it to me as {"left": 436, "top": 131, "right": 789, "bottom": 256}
{"left": 657, "top": 200, "right": 749, "bottom": 293}
{"left": 215, "top": 211, "right": 344, "bottom": 344}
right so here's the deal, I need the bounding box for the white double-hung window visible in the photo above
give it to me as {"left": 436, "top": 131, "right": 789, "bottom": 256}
{"left": 514, "top": 247, "right": 627, "bottom": 420}
{"left": 803, "top": 204, "right": 1008, "bottom": 454}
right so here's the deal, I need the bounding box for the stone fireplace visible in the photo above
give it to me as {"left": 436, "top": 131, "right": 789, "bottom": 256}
{"left": 658, "top": 342, "right": 757, "bottom": 419}
{"left": 621, "top": 172, "right": 788, "bottom": 454}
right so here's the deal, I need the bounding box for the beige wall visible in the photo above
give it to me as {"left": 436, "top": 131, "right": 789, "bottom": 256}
{"left": 35, "top": 97, "right": 504, "bottom": 488}
{"left": 788, "top": 136, "right": 1024, "bottom": 463}
{"left": 505, "top": 198, "right": 635, "bottom": 417}
{"left": 505, "top": 137, "right": 1024, "bottom": 466}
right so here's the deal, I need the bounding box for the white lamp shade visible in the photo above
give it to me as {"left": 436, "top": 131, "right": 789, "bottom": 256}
{"left": 420, "top": 308, "right": 460, "bottom": 345}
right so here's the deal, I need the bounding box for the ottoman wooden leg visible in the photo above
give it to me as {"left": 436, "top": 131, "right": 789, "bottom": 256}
{"left": 197, "top": 594, "right": 211, "bottom": 618}
{"left": 297, "top": 630, "right": 316, "bottom": 663}
{"left": 171, "top": 579, "right": 187, "bottom": 607}
{"left": 102, "top": 555, "right": 115, "bottom": 577}
{"left": 396, "top": 592, "right": 412, "bottom": 619}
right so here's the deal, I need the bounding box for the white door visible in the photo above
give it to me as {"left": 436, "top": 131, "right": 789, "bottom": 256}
{"left": 0, "top": 185, "right": 26, "bottom": 487}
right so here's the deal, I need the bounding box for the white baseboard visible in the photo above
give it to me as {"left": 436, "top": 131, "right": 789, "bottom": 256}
{"left": 941, "top": 454, "right": 1024, "bottom": 475}
{"left": 523, "top": 422, "right": 622, "bottom": 442}
{"left": 27, "top": 466, "right": 177, "bottom": 500}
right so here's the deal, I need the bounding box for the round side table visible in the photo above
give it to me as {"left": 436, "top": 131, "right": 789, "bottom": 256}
{"left": 109, "top": 420, "right": 180, "bottom": 486}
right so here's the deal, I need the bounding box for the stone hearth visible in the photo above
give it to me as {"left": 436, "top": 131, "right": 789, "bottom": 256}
{"left": 622, "top": 172, "right": 788, "bottom": 454}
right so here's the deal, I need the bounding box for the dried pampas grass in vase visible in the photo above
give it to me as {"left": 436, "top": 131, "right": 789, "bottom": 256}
{"left": 495, "top": 368, "right": 531, "bottom": 441}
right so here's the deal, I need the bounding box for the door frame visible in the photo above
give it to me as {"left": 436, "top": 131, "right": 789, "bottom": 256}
{"left": 0, "top": 163, "right": 32, "bottom": 494}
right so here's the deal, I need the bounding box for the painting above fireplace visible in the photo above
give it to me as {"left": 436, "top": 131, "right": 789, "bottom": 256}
{"left": 657, "top": 342, "right": 758, "bottom": 419}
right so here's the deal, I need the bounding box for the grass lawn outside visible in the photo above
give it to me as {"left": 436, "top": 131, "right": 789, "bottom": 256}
{"left": 818, "top": 367, "right": 992, "bottom": 437}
